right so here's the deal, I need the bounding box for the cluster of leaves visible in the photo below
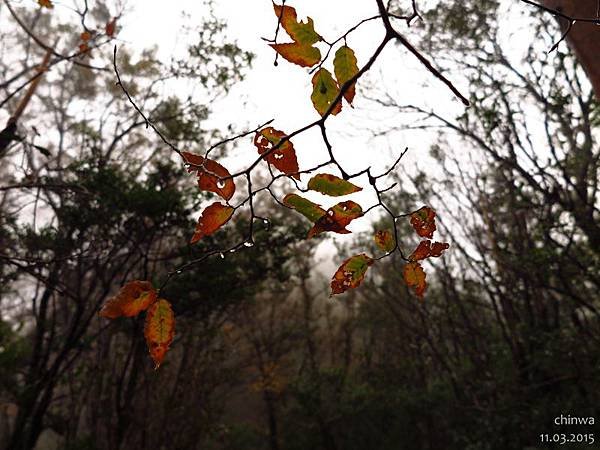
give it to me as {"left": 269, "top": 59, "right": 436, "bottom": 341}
{"left": 330, "top": 206, "right": 448, "bottom": 298}
{"left": 100, "top": 2, "right": 451, "bottom": 367}
{"left": 270, "top": 3, "right": 358, "bottom": 116}
{"left": 100, "top": 281, "right": 175, "bottom": 368}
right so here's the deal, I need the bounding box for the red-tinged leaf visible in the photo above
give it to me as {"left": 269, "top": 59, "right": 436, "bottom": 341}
{"left": 330, "top": 253, "right": 374, "bottom": 296}
{"left": 307, "top": 173, "right": 362, "bottom": 196}
{"left": 38, "top": 0, "right": 53, "bottom": 9}
{"left": 80, "top": 31, "right": 91, "bottom": 42}
{"left": 182, "top": 151, "right": 236, "bottom": 201}
{"left": 144, "top": 299, "right": 175, "bottom": 369}
{"left": 311, "top": 69, "right": 342, "bottom": 116}
{"left": 409, "top": 240, "right": 450, "bottom": 261}
{"left": 430, "top": 241, "right": 450, "bottom": 257}
{"left": 403, "top": 262, "right": 427, "bottom": 298}
{"left": 270, "top": 43, "right": 320, "bottom": 68}
{"left": 99, "top": 281, "right": 157, "bottom": 319}
{"left": 105, "top": 18, "right": 117, "bottom": 37}
{"left": 410, "top": 206, "right": 437, "bottom": 239}
{"left": 272, "top": 3, "right": 321, "bottom": 45}
{"left": 374, "top": 229, "right": 395, "bottom": 253}
{"left": 78, "top": 43, "right": 90, "bottom": 54}
{"left": 409, "top": 240, "right": 431, "bottom": 261}
{"left": 191, "top": 202, "right": 234, "bottom": 244}
{"left": 308, "top": 200, "right": 363, "bottom": 238}
{"left": 254, "top": 127, "right": 300, "bottom": 180}
{"left": 282, "top": 193, "right": 326, "bottom": 222}
{"left": 333, "top": 45, "right": 359, "bottom": 105}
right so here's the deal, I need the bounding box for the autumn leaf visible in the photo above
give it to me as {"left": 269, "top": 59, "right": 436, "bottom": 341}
{"left": 99, "top": 281, "right": 157, "bottom": 319}
{"left": 430, "top": 241, "right": 450, "bottom": 257}
{"left": 270, "top": 43, "right": 321, "bottom": 68}
{"left": 409, "top": 240, "right": 450, "bottom": 261}
{"left": 374, "top": 229, "right": 395, "bottom": 253}
{"left": 282, "top": 193, "right": 325, "bottom": 222}
{"left": 144, "top": 299, "right": 175, "bottom": 369}
{"left": 80, "top": 31, "right": 91, "bottom": 42}
{"left": 273, "top": 3, "right": 321, "bottom": 44}
{"left": 308, "top": 200, "right": 362, "bottom": 238}
{"left": 307, "top": 173, "right": 362, "bottom": 196}
{"left": 269, "top": 3, "right": 322, "bottom": 67}
{"left": 403, "top": 262, "right": 427, "bottom": 298}
{"left": 330, "top": 253, "right": 374, "bottom": 296}
{"left": 191, "top": 202, "right": 234, "bottom": 244}
{"left": 311, "top": 69, "right": 342, "bottom": 116}
{"left": 333, "top": 45, "right": 359, "bottom": 105}
{"left": 254, "top": 127, "right": 300, "bottom": 180}
{"left": 105, "top": 18, "right": 117, "bottom": 37}
{"left": 182, "top": 151, "right": 236, "bottom": 201}
{"left": 410, "top": 206, "right": 437, "bottom": 239}
{"left": 38, "top": 0, "right": 53, "bottom": 9}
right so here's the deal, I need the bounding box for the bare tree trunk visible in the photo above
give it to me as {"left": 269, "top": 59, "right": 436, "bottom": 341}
{"left": 542, "top": 0, "right": 600, "bottom": 98}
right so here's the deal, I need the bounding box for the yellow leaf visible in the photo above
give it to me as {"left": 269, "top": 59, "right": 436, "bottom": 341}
{"left": 403, "top": 262, "right": 427, "bottom": 298}
{"left": 270, "top": 43, "right": 320, "bottom": 68}
{"left": 144, "top": 299, "right": 175, "bottom": 369}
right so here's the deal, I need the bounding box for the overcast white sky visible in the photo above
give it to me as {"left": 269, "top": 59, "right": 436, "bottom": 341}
{"left": 0, "top": 0, "right": 533, "bottom": 270}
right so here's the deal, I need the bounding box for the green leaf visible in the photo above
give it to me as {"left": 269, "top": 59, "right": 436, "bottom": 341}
{"left": 270, "top": 3, "right": 321, "bottom": 67}
{"left": 273, "top": 3, "right": 321, "bottom": 45}
{"left": 311, "top": 69, "right": 342, "bottom": 116}
{"left": 333, "top": 45, "right": 359, "bottom": 105}
{"left": 307, "top": 173, "right": 362, "bottom": 196}
{"left": 283, "top": 193, "right": 326, "bottom": 222}
{"left": 374, "top": 230, "right": 395, "bottom": 253}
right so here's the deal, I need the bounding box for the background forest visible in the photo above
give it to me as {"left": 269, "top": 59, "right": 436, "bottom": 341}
{"left": 0, "top": 0, "right": 599, "bottom": 449}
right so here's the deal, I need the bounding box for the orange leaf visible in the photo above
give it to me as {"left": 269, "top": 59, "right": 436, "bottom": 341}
{"left": 308, "top": 200, "right": 362, "bottom": 238}
{"left": 191, "top": 202, "right": 234, "bottom": 244}
{"left": 409, "top": 240, "right": 450, "bottom": 261}
{"left": 105, "top": 18, "right": 117, "bottom": 37}
{"left": 78, "top": 43, "right": 90, "bottom": 54}
{"left": 80, "top": 31, "right": 91, "bottom": 42}
{"left": 410, "top": 206, "right": 437, "bottom": 239}
{"left": 99, "top": 281, "right": 157, "bottom": 319}
{"left": 182, "top": 151, "right": 236, "bottom": 200}
{"left": 144, "top": 299, "right": 175, "bottom": 369}
{"left": 38, "top": 0, "right": 53, "bottom": 9}
{"left": 330, "top": 253, "right": 374, "bottom": 296}
{"left": 374, "top": 230, "right": 395, "bottom": 253}
{"left": 403, "top": 262, "right": 427, "bottom": 298}
{"left": 270, "top": 43, "right": 321, "bottom": 68}
{"left": 254, "top": 127, "right": 300, "bottom": 180}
